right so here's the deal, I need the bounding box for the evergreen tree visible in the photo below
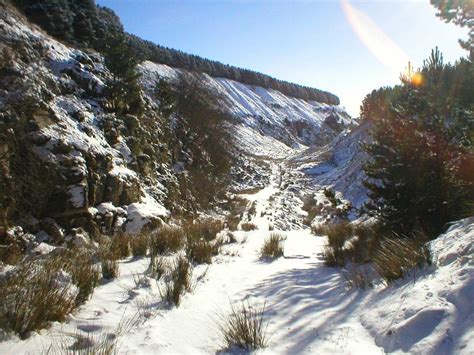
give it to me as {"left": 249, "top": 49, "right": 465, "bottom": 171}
{"left": 362, "top": 48, "right": 474, "bottom": 237}
{"left": 99, "top": 30, "right": 143, "bottom": 115}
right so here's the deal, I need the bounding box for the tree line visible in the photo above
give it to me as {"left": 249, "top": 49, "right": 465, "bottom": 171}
{"left": 12, "top": 0, "right": 339, "bottom": 105}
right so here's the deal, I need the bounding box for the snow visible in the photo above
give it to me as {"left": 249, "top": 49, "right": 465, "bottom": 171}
{"left": 125, "top": 193, "right": 170, "bottom": 234}
{"left": 3, "top": 163, "right": 471, "bottom": 354}
{"left": 139, "top": 61, "right": 353, "bottom": 157}
{"left": 361, "top": 217, "right": 474, "bottom": 354}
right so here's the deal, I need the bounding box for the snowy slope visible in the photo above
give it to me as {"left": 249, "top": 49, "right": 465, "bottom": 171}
{"left": 361, "top": 217, "right": 474, "bottom": 354}
{"left": 290, "top": 121, "right": 370, "bottom": 212}
{"left": 139, "top": 62, "right": 354, "bottom": 158}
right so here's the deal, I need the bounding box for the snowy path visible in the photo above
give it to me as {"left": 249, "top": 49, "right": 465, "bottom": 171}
{"left": 119, "top": 165, "right": 381, "bottom": 354}
{"left": 1, "top": 163, "right": 383, "bottom": 354}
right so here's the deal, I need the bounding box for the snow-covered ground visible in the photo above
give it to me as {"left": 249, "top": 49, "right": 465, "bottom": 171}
{"left": 2, "top": 162, "right": 472, "bottom": 354}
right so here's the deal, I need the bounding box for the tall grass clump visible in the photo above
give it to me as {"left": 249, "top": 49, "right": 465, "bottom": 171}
{"left": 161, "top": 256, "right": 193, "bottom": 306}
{"left": 183, "top": 219, "right": 223, "bottom": 264}
{"left": 219, "top": 301, "right": 269, "bottom": 350}
{"left": 149, "top": 226, "right": 184, "bottom": 255}
{"left": 373, "top": 234, "right": 431, "bottom": 284}
{"left": 321, "top": 222, "right": 352, "bottom": 267}
{"left": 260, "top": 233, "right": 285, "bottom": 259}
{"left": 241, "top": 222, "right": 257, "bottom": 231}
{"left": 0, "top": 258, "right": 77, "bottom": 338}
{"left": 109, "top": 232, "right": 130, "bottom": 260}
{"left": 130, "top": 232, "right": 149, "bottom": 257}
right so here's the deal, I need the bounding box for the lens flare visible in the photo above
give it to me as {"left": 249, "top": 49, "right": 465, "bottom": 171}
{"left": 341, "top": 0, "right": 411, "bottom": 77}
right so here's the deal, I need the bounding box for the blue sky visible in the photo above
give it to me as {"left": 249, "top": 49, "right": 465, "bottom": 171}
{"left": 96, "top": 0, "right": 468, "bottom": 116}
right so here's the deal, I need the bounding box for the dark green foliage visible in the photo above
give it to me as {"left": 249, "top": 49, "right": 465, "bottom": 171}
{"left": 99, "top": 30, "right": 143, "bottom": 115}
{"left": 362, "top": 48, "right": 474, "bottom": 237}
{"left": 431, "top": 0, "right": 474, "bottom": 58}
{"left": 169, "top": 74, "right": 236, "bottom": 209}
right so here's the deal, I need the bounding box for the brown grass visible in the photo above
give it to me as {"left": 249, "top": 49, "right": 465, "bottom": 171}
{"left": 219, "top": 301, "right": 269, "bottom": 350}
{"left": 373, "top": 234, "right": 431, "bottom": 284}
{"left": 130, "top": 232, "right": 149, "bottom": 258}
{"left": 161, "top": 256, "right": 193, "bottom": 306}
{"left": 225, "top": 197, "right": 248, "bottom": 231}
{"left": 149, "top": 226, "right": 184, "bottom": 255}
{"left": 260, "top": 233, "right": 285, "bottom": 259}
{"left": 241, "top": 222, "right": 257, "bottom": 231}
{"left": 0, "top": 259, "right": 77, "bottom": 338}
{"left": 109, "top": 232, "right": 131, "bottom": 260}
{"left": 101, "top": 260, "right": 119, "bottom": 280}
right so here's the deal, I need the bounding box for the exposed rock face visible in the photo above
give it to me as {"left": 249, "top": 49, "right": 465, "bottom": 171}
{"left": 0, "top": 3, "right": 170, "bottom": 242}
{"left": 0, "top": 2, "right": 353, "bottom": 248}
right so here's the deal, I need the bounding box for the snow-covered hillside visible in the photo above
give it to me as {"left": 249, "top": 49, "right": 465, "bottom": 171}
{"left": 139, "top": 61, "right": 354, "bottom": 158}
{"left": 290, "top": 121, "right": 371, "bottom": 212}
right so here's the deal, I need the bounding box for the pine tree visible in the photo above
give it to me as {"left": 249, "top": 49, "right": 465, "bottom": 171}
{"left": 362, "top": 48, "right": 474, "bottom": 237}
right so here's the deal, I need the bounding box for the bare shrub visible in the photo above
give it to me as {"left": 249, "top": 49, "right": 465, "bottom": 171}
{"left": 130, "top": 232, "right": 149, "bottom": 257}
{"left": 373, "top": 234, "right": 431, "bottom": 284}
{"left": 219, "top": 301, "right": 269, "bottom": 350}
{"left": 260, "top": 233, "right": 285, "bottom": 259}
{"left": 149, "top": 226, "right": 184, "bottom": 255}
{"left": 160, "top": 256, "right": 193, "bottom": 306}
{"left": 241, "top": 222, "right": 257, "bottom": 231}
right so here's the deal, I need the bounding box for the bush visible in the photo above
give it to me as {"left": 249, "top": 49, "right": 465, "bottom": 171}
{"left": 219, "top": 301, "right": 269, "bottom": 350}
{"left": 101, "top": 260, "right": 119, "bottom": 280}
{"left": 241, "top": 222, "right": 257, "bottom": 231}
{"left": 373, "top": 234, "right": 431, "bottom": 284}
{"left": 130, "top": 232, "right": 149, "bottom": 257}
{"left": 225, "top": 197, "right": 248, "bottom": 231}
{"left": 260, "top": 233, "right": 285, "bottom": 259}
{"left": 161, "top": 256, "right": 192, "bottom": 306}
{"left": 0, "top": 259, "right": 77, "bottom": 338}
{"left": 150, "top": 226, "right": 184, "bottom": 255}
{"left": 62, "top": 250, "right": 101, "bottom": 305}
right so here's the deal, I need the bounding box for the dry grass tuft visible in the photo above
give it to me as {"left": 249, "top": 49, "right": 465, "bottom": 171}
{"left": 241, "top": 222, "right": 257, "bottom": 231}
{"left": 219, "top": 301, "right": 269, "bottom": 350}
{"left": 101, "top": 260, "right": 119, "bottom": 280}
{"left": 0, "top": 260, "right": 77, "bottom": 338}
{"left": 260, "top": 233, "right": 285, "bottom": 259}
{"left": 109, "top": 233, "right": 130, "bottom": 260}
{"left": 160, "top": 256, "right": 193, "bottom": 306}
{"left": 373, "top": 235, "right": 431, "bottom": 284}
{"left": 149, "top": 226, "right": 184, "bottom": 255}
{"left": 130, "top": 232, "right": 149, "bottom": 258}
